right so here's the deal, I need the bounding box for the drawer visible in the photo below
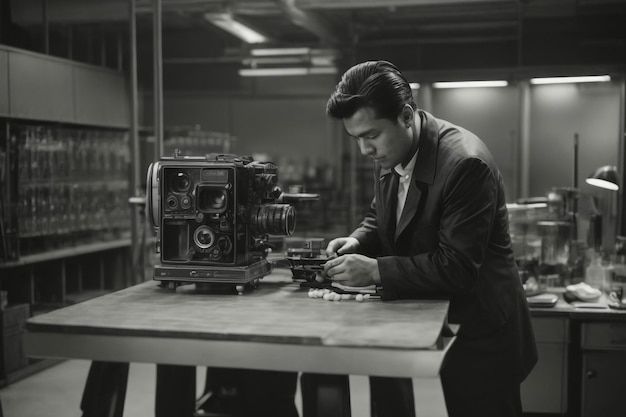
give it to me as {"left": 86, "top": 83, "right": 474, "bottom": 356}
{"left": 581, "top": 322, "right": 626, "bottom": 350}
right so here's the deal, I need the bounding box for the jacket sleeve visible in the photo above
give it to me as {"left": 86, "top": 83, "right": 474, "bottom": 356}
{"left": 349, "top": 196, "right": 381, "bottom": 257}
{"left": 377, "top": 157, "right": 498, "bottom": 297}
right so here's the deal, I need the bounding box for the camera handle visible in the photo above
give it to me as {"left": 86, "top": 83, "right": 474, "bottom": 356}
{"left": 277, "top": 192, "right": 320, "bottom": 203}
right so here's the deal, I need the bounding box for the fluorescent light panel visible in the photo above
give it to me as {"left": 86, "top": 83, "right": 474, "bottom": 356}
{"left": 251, "top": 48, "right": 311, "bottom": 56}
{"left": 530, "top": 75, "right": 611, "bottom": 85}
{"left": 433, "top": 80, "right": 508, "bottom": 89}
{"left": 242, "top": 57, "right": 305, "bottom": 65}
{"left": 239, "top": 67, "right": 337, "bottom": 77}
{"left": 204, "top": 13, "right": 268, "bottom": 44}
{"left": 409, "top": 83, "right": 420, "bottom": 90}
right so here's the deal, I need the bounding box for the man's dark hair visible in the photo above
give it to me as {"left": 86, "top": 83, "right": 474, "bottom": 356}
{"left": 326, "top": 61, "right": 416, "bottom": 122}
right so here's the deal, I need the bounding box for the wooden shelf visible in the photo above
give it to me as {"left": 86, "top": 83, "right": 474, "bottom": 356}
{"left": 64, "top": 289, "right": 113, "bottom": 305}
{"left": 0, "top": 238, "right": 131, "bottom": 269}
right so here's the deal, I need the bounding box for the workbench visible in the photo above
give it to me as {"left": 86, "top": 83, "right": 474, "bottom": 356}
{"left": 25, "top": 268, "right": 453, "bottom": 417}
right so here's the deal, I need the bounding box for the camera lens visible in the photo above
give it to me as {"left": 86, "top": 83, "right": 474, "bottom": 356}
{"left": 193, "top": 226, "right": 215, "bottom": 249}
{"left": 166, "top": 195, "right": 178, "bottom": 210}
{"left": 250, "top": 204, "right": 295, "bottom": 236}
{"left": 198, "top": 188, "right": 227, "bottom": 213}
{"left": 180, "top": 195, "right": 192, "bottom": 210}
{"left": 171, "top": 171, "right": 191, "bottom": 193}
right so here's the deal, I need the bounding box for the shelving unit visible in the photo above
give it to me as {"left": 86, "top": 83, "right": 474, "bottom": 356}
{"left": 0, "top": 239, "right": 131, "bottom": 309}
{"left": 0, "top": 45, "right": 134, "bottom": 385}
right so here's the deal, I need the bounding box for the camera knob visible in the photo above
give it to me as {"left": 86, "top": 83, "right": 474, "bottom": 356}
{"left": 190, "top": 270, "right": 197, "bottom": 277}
{"left": 272, "top": 186, "right": 282, "bottom": 199}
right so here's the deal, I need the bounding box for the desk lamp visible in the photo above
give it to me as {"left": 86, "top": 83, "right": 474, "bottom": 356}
{"left": 585, "top": 165, "right": 620, "bottom": 191}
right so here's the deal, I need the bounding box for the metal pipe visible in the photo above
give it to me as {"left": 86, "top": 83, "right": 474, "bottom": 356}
{"left": 100, "top": 25, "right": 106, "bottom": 67}
{"left": 573, "top": 133, "right": 579, "bottom": 189}
{"left": 129, "top": 0, "right": 142, "bottom": 284}
{"left": 67, "top": 25, "right": 74, "bottom": 60}
{"left": 117, "top": 31, "right": 123, "bottom": 71}
{"left": 42, "top": 0, "right": 49, "bottom": 53}
{"left": 519, "top": 80, "right": 530, "bottom": 198}
{"left": 153, "top": 0, "right": 164, "bottom": 160}
{"left": 616, "top": 79, "right": 626, "bottom": 236}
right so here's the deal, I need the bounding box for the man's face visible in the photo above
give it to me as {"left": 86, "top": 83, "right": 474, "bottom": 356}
{"left": 343, "top": 106, "right": 412, "bottom": 170}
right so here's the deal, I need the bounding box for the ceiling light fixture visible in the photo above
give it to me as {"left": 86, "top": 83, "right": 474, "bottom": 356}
{"left": 530, "top": 75, "right": 611, "bottom": 85}
{"left": 432, "top": 80, "right": 508, "bottom": 89}
{"left": 238, "top": 67, "right": 337, "bottom": 77}
{"left": 251, "top": 47, "right": 311, "bottom": 56}
{"left": 204, "top": 13, "right": 269, "bottom": 44}
{"left": 242, "top": 57, "right": 306, "bottom": 66}
{"left": 409, "top": 83, "right": 420, "bottom": 90}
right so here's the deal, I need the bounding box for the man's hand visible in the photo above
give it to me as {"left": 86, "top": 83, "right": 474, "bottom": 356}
{"left": 325, "top": 237, "right": 360, "bottom": 256}
{"left": 322, "top": 254, "right": 380, "bottom": 287}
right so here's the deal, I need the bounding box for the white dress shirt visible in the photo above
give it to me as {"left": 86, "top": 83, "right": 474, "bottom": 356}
{"left": 393, "top": 150, "right": 418, "bottom": 225}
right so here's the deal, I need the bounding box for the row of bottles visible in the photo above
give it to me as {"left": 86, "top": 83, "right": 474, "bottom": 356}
{"left": 15, "top": 125, "right": 129, "bottom": 182}
{"left": 584, "top": 248, "right": 626, "bottom": 295}
{"left": 18, "top": 181, "right": 130, "bottom": 238}
{"left": 163, "top": 126, "right": 234, "bottom": 156}
{"left": 0, "top": 121, "right": 131, "bottom": 260}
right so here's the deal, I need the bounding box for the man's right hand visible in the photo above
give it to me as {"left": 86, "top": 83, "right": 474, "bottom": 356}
{"left": 326, "top": 237, "right": 360, "bottom": 257}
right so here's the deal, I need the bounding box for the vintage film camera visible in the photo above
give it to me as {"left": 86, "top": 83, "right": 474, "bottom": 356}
{"left": 146, "top": 153, "right": 296, "bottom": 294}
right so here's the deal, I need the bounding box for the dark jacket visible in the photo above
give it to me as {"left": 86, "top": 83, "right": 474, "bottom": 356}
{"left": 351, "top": 110, "right": 537, "bottom": 392}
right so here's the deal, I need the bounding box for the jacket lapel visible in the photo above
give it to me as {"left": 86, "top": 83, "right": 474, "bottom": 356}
{"left": 395, "top": 180, "right": 421, "bottom": 241}
{"left": 394, "top": 110, "right": 439, "bottom": 242}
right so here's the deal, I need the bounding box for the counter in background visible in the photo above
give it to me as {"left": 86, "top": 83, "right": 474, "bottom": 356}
{"left": 523, "top": 289, "right": 626, "bottom": 416}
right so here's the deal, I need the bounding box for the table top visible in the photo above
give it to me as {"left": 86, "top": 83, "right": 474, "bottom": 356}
{"left": 27, "top": 268, "right": 450, "bottom": 350}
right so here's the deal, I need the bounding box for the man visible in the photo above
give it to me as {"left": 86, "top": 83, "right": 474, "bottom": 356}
{"left": 320, "top": 61, "right": 537, "bottom": 417}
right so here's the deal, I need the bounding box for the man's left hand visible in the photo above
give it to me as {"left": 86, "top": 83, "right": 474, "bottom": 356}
{"left": 322, "top": 254, "right": 381, "bottom": 287}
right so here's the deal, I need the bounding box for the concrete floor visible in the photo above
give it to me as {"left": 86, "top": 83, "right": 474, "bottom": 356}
{"left": 0, "top": 360, "right": 165, "bottom": 417}
{"left": 0, "top": 360, "right": 372, "bottom": 417}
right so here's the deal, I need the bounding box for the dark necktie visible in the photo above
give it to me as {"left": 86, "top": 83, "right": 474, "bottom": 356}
{"left": 387, "top": 170, "right": 401, "bottom": 235}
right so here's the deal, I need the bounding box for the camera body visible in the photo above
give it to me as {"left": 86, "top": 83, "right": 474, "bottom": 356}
{"left": 146, "top": 153, "right": 295, "bottom": 292}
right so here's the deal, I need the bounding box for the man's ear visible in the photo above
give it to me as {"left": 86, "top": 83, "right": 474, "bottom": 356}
{"left": 400, "top": 104, "right": 414, "bottom": 128}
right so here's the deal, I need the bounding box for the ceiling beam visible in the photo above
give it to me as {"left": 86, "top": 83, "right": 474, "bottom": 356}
{"left": 10, "top": 0, "right": 223, "bottom": 24}
{"left": 276, "top": 0, "right": 345, "bottom": 45}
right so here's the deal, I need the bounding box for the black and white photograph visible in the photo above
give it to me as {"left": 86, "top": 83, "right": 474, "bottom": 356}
{"left": 1, "top": 1, "right": 626, "bottom": 416}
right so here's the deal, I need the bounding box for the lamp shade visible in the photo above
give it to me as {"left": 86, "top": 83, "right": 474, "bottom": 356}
{"left": 586, "top": 165, "right": 620, "bottom": 191}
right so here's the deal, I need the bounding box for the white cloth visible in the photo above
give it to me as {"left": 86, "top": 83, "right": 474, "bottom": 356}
{"left": 393, "top": 150, "right": 418, "bottom": 225}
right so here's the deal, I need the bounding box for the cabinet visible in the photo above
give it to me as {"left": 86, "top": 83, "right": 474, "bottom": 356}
{"left": 580, "top": 321, "right": 626, "bottom": 417}
{"left": 0, "top": 45, "right": 134, "bottom": 384}
{"left": 521, "top": 316, "right": 569, "bottom": 414}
